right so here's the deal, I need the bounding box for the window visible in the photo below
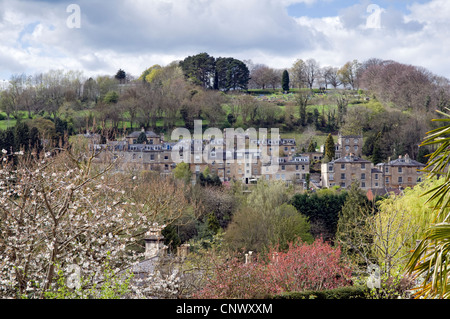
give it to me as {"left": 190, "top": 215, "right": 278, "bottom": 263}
{"left": 340, "top": 182, "right": 346, "bottom": 188}
{"left": 361, "top": 182, "right": 366, "bottom": 188}
{"left": 281, "top": 165, "right": 285, "bottom": 171}
{"left": 386, "top": 177, "right": 390, "bottom": 184}
{"left": 375, "top": 173, "right": 379, "bottom": 180}
{"left": 375, "top": 182, "right": 379, "bottom": 187}
{"left": 296, "top": 165, "right": 299, "bottom": 171}
{"left": 385, "top": 167, "right": 389, "bottom": 173}
{"left": 398, "top": 167, "right": 403, "bottom": 173}
{"left": 354, "top": 146, "right": 359, "bottom": 152}
{"left": 164, "top": 155, "right": 169, "bottom": 160}
{"left": 361, "top": 163, "right": 366, "bottom": 169}
{"left": 398, "top": 176, "right": 403, "bottom": 184}
{"left": 329, "top": 166, "right": 333, "bottom": 172}
{"left": 341, "top": 164, "right": 346, "bottom": 170}
{"left": 361, "top": 173, "right": 366, "bottom": 180}
{"left": 341, "top": 173, "right": 346, "bottom": 180}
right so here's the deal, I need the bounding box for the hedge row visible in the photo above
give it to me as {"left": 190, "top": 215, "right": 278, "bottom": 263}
{"left": 271, "top": 286, "right": 368, "bottom": 300}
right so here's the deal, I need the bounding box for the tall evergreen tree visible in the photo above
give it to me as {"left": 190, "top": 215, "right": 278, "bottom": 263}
{"left": 371, "top": 132, "right": 383, "bottom": 165}
{"left": 29, "top": 126, "right": 42, "bottom": 154}
{"left": 282, "top": 70, "right": 290, "bottom": 92}
{"left": 324, "top": 133, "right": 335, "bottom": 162}
{"left": 115, "top": 69, "right": 127, "bottom": 84}
{"left": 307, "top": 140, "right": 316, "bottom": 152}
{"left": 3, "top": 127, "right": 15, "bottom": 154}
{"left": 14, "top": 122, "right": 30, "bottom": 152}
{"left": 136, "top": 132, "right": 148, "bottom": 144}
{"left": 179, "top": 53, "right": 216, "bottom": 89}
{"left": 297, "top": 93, "right": 309, "bottom": 126}
{"left": 214, "top": 57, "right": 250, "bottom": 91}
{"left": 417, "top": 146, "right": 430, "bottom": 165}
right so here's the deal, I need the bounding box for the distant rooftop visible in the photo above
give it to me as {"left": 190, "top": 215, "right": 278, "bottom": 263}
{"left": 333, "top": 155, "right": 371, "bottom": 163}
{"left": 127, "top": 130, "right": 160, "bottom": 138}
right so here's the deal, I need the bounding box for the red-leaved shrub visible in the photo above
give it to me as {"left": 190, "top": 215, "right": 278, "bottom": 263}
{"left": 195, "top": 239, "right": 353, "bottom": 299}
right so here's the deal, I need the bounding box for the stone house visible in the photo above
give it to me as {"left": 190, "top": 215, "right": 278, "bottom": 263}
{"left": 126, "top": 130, "right": 162, "bottom": 145}
{"left": 376, "top": 154, "right": 426, "bottom": 190}
{"left": 321, "top": 154, "right": 382, "bottom": 190}
{"left": 263, "top": 156, "right": 310, "bottom": 184}
{"left": 321, "top": 153, "right": 425, "bottom": 192}
{"left": 335, "top": 133, "right": 364, "bottom": 159}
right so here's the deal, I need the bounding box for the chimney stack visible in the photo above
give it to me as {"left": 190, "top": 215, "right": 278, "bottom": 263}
{"left": 144, "top": 224, "right": 166, "bottom": 259}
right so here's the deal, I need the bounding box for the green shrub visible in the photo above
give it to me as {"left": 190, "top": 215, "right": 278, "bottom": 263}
{"left": 271, "top": 286, "right": 368, "bottom": 300}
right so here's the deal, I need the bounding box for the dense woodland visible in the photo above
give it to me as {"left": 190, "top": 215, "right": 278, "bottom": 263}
{"left": 1, "top": 53, "right": 450, "bottom": 299}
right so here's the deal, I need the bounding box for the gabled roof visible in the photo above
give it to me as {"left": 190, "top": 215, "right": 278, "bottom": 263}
{"left": 333, "top": 155, "right": 371, "bottom": 164}
{"left": 127, "top": 130, "right": 160, "bottom": 138}
{"left": 387, "top": 158, "right": 425, "bottom": 167}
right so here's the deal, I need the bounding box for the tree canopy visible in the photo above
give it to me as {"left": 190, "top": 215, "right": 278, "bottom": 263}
{"left": 179, "top": 53, "right": 249, "bottom": 91}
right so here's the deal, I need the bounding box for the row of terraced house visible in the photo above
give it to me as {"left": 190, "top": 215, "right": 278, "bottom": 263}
{"left": 88, "top": 130, "right": 425, "bottom": 193}
{"left": 90, "top": 129, "right": 311, "bottom": 186}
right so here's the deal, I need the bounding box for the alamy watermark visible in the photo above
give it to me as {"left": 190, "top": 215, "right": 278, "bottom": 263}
{"left": 366, "top": 4, "right": 384, "bottom": 29}
{"left": 170, "top": 120, "right": 281, "bottom": 173}
{"left": 66, "top": 4, "right": 81, "bottom": 29}
{"left": 367, "top": 264, "right": 381, "bottom": 289}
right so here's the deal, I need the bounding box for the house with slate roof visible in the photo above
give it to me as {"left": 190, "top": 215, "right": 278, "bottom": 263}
{"left": 321, "top": 153, "right": 425, "bottom": 192}
{"left": 376, "top": 154, "right": 426, "bottom": 190}
{"left": 321, "top": 154, "right": 380, "bottom": 190}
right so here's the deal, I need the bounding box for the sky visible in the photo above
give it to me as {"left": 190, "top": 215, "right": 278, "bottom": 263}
{"left": 0, "top": 0, "right": 449, "bottom": 83}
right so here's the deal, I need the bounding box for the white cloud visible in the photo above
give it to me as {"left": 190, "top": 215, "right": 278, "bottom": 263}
{"left": 0, "top": 0, "right": 448, "bottom": 80}
{"left": 290, "top": 0, "right": 450, "bottom": 78}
